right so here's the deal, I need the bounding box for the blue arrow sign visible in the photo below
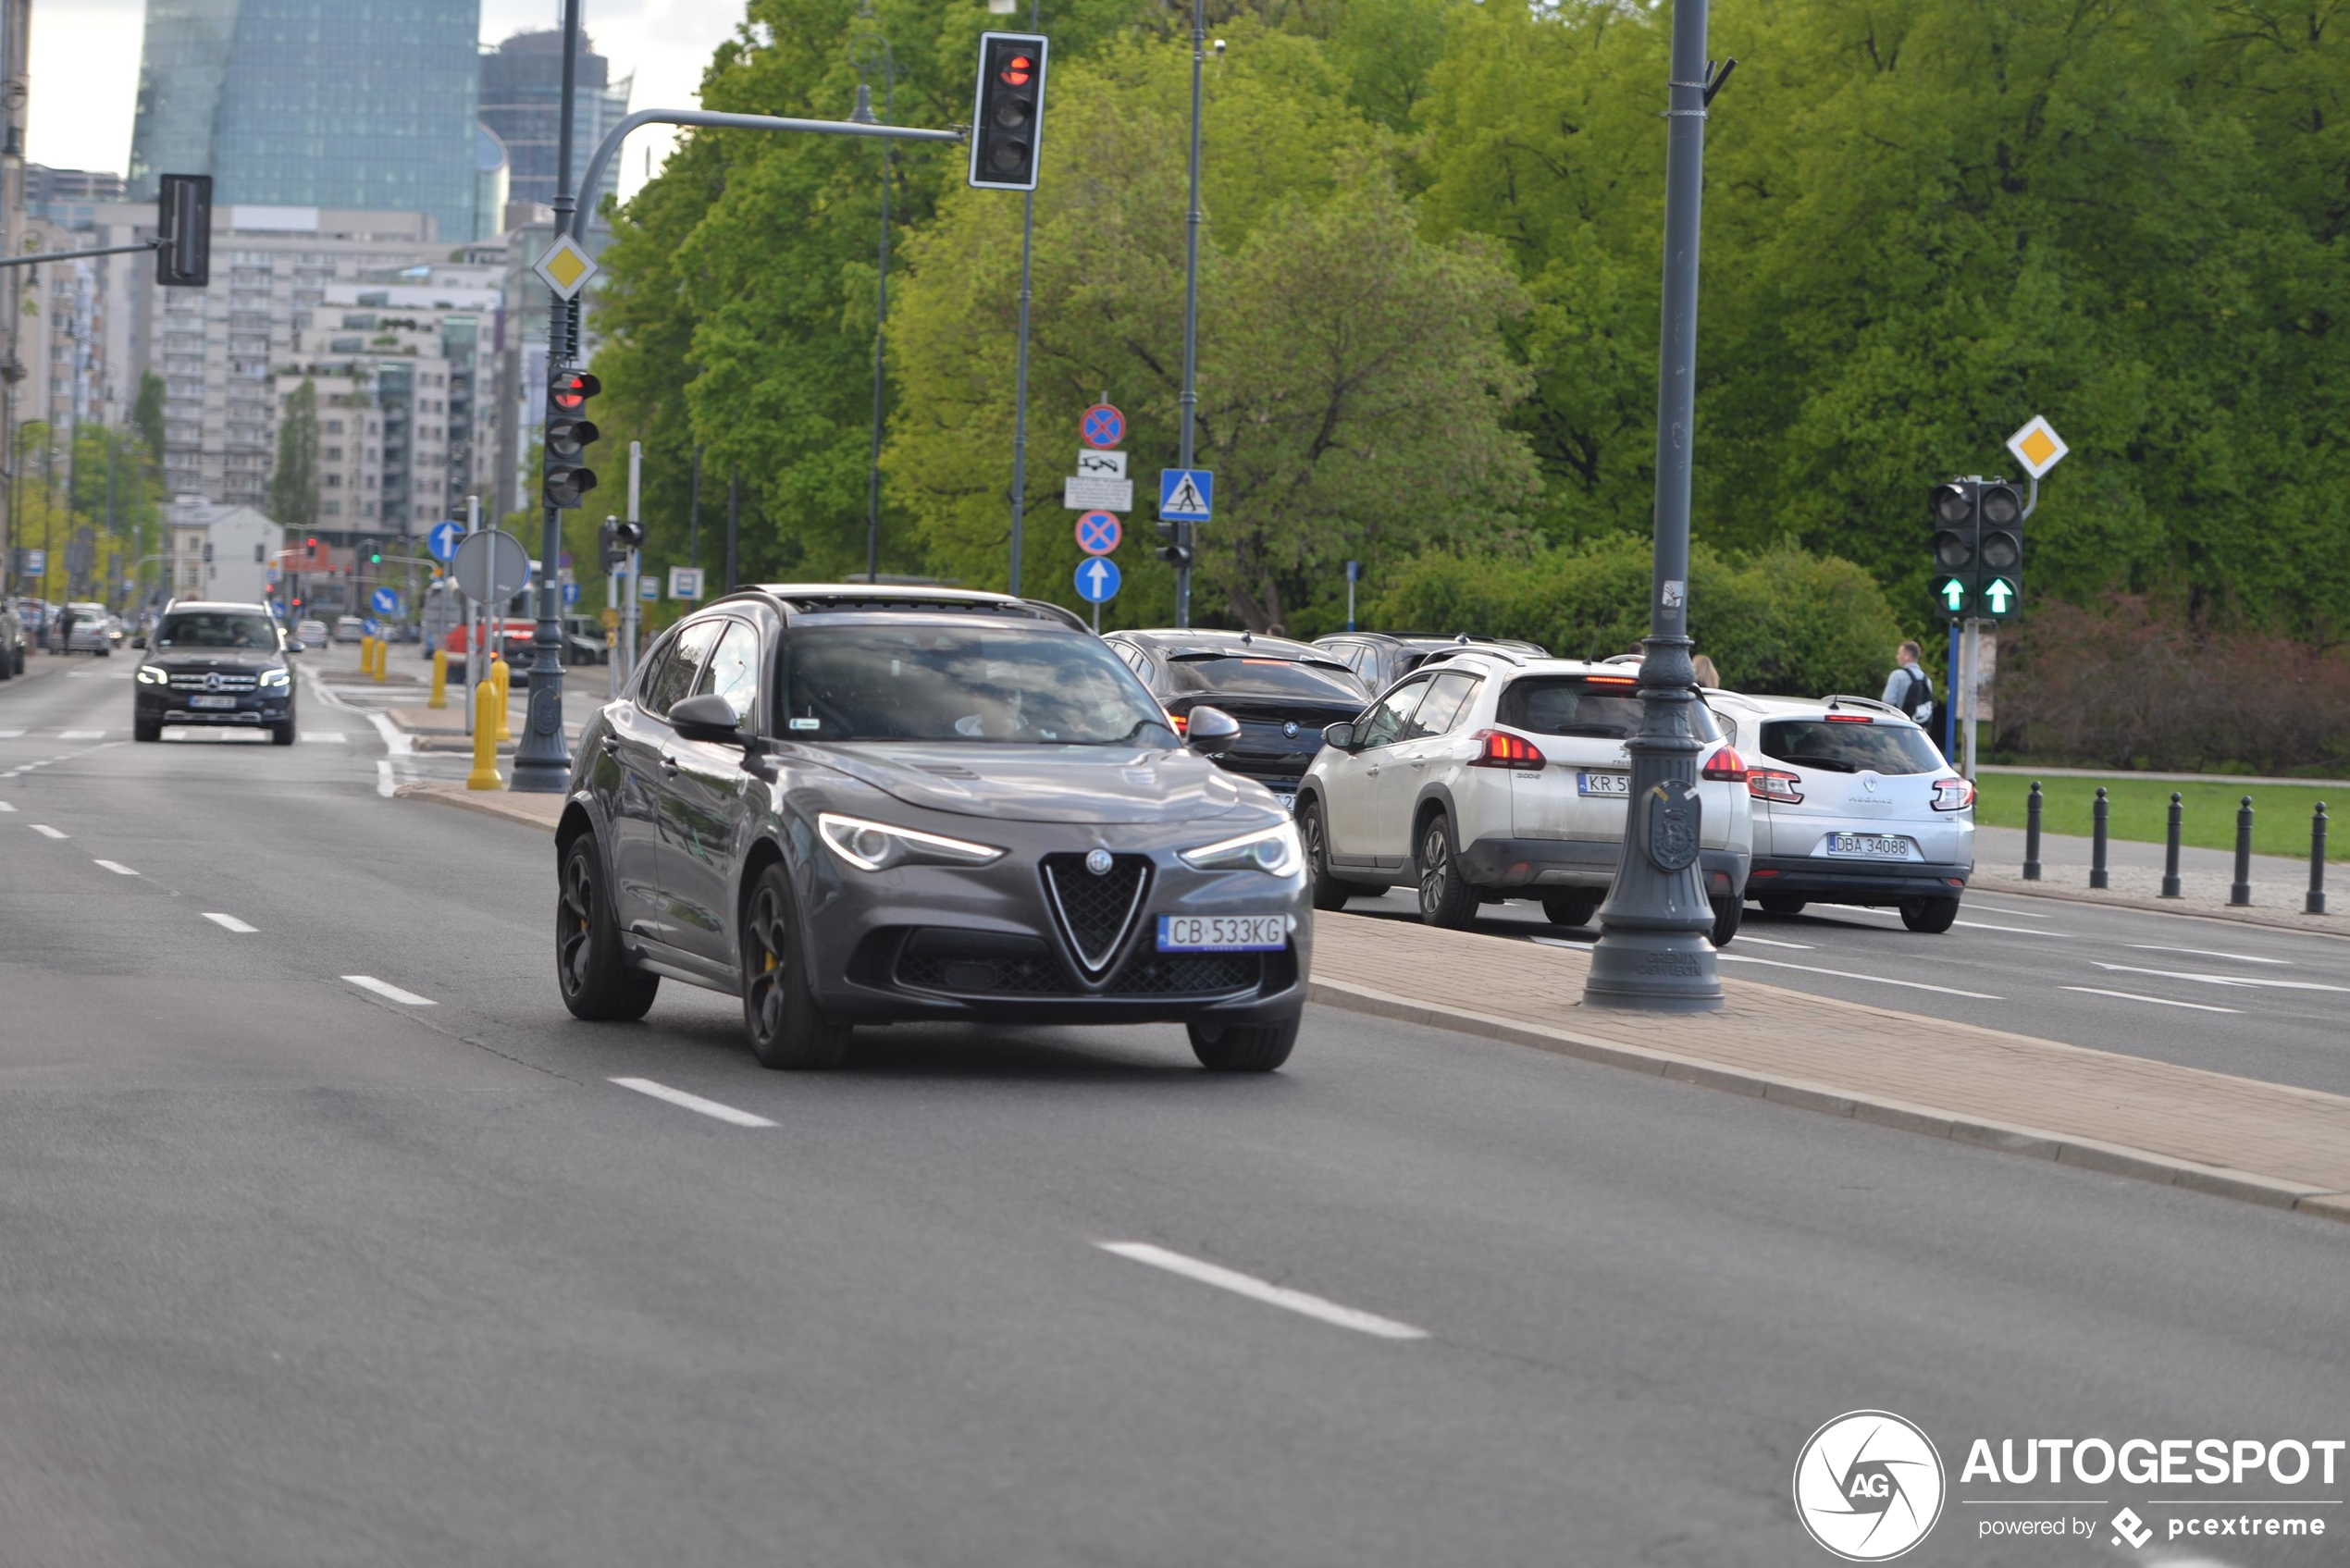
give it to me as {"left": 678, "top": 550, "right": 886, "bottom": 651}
{"left": 563, "top": 581, "right": 580, "bottom": 606}
{"left": 362, "top": 617, "right": 381, "bottom": 636}
{"left": 1074, "top": 556, "right": 1122, "bottom": 603}
{"left": 369, "top": 586, "right": 400, "bottom": 615}
{"left": 1159, "top": 468, "right": 1212, "bottom": 522}
{"left": 427, "top": 520, "right": 464, "bottom": 562}
{"left": 1075, "top": 511, "right": 1121, "bottom": 555}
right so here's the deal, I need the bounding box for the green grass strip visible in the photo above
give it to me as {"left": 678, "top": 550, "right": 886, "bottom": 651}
{"left": 1975, "top": 775, "right": 2344, "bottom": 863}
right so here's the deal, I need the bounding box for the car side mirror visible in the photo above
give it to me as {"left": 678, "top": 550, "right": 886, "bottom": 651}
{"left": 1184, "top": 704, "right": 1241, "bottom": 757}
{"left": 669, "top": 691, "right": 749, "bottom": 744}
{"left": 1320, "top": 721, "right": 1356, "bottom": 752}
{"left": 285, "top": 640, "right": 305, "bottom": 654}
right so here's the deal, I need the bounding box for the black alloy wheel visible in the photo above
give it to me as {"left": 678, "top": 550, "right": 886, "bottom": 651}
{"left": 1416, "top": 811, "right": 1479, "bottom": 930}
{"left": 741, "top": 862, "right": 849, "bottom": 1069}
{"left": 557, "top": 834, "right": 660, "bottom": 1021}
{"left": 1299, "top": 800, "right": 1352, "bottom": 912}
{"left": 1899, "top": 895, "right": 1960, "bottom": 933}
{"left": 1187, "top": 1013, "right": 1301, "bottom": 1071}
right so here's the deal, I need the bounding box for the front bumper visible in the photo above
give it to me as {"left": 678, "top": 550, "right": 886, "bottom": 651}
{"left": 136, "top": 691, "right": 292, "bottom": 725}
{"left": 1747, "top": 854, "right": 1971, "bottom": 903}
{"left": 794, "top": 819, "right": 1315, "bottom": 1027}
{"left": 1459, "top": 833, "right": 1750, "bottom": 900}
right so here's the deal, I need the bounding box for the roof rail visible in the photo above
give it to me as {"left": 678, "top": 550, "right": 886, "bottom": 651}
{"left": 1823, "top": 694, "right": 1908, "bottom": 720}
{"left": 1421, "top": 645, "right": 1528, "bottom": 669}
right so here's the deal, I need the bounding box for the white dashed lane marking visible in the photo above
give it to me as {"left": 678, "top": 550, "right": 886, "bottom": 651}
{"left": 341, "top": 975, "right": 436, "bottom": 1006}
{"left": 203, "top": 913, "right": 258, "bottom": 932}
{"left": 30, "top": 824, "right": 67, "bottom": 839}
{"left": 93, "top": 860, "right": 138, "bottom": 876}
{"left": 0, "top": 801, "right": 14, "bottom": 811}
{"left": 1097, "top": 1242, "right": 1429, "bottom": 1340}
{"left": 2093, "top": 962, "right": 2350, "bottom": 995}
{"left": 57, "top": 729, "right": 105, "bottom": 740}
{"left": 2062, "top": 986, "right": 2243, "bottom": 1015}
{"left": 1714, "top": 952, "right": 2002, "bottom": 1000}
{"left": 2128, "top": 945, "right": 2290, "bottom": 967}
{"left": 610, "top": 1078, "right": 777, "bottom": 1128}
{"left": 1953, "top": 920, "right": 2069, "bottom": 936}
{"left": 0, "top": 729, "right": 23, "bottom": 738}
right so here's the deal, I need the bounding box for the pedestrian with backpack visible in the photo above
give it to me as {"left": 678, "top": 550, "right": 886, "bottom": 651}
{"left": 1881, "top": 640, "right": 1935, "bottom": 728}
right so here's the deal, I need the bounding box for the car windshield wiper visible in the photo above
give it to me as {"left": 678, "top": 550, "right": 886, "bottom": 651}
{"left": 1782, "top": 755, "right": 1860, "bottom": 772}
{"left": 1076, "top": 716, "right": 1177, "bottom": 746}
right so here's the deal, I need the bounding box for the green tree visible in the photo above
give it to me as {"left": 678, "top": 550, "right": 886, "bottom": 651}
{"left": 269, "top": 378, "right": 322, "bottom": 531}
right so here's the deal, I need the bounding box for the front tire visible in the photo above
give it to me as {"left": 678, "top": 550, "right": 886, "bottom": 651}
{"left": 133, "top": 718, "right": 162, "bottom": 743}
{"left": 1300, "top": 800, "right": 1354, "bottom": 912}
{"left": 270, "top": 721, "right": 296, "bottom": 747}
{"left": 1900, "top": 895, "right": 1960, "bottom": 933}
{"left": 1710, "top": 895, "right": 1743, "bottom": 947}
{"left": 1187, "top": 1013, "right": 1299, "bottom": 1072}
{"left": 1757, "top": 894, "right": 1807, "bottom": 915}
{"left": 741, "top": 862, "right": 849, "bottom": 1068}
{"left": 1416, "top": 810, "right": 1479, "bottom": 930}
{"left": 558, "top": 834, "right": 660, "bottom": 1021}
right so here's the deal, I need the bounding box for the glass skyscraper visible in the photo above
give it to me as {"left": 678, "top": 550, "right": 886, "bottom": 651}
{"left": 478, "top": 29, "right": 632, "bottom": 223}
{"left": 128, "top": 0, "right": 480, "bottom": 244}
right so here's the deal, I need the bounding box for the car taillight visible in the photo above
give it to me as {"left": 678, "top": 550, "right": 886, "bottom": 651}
{"left": 1747, "top": 768, "right": 1802, "bottom": 804}
{"left": 1700, "top": 744, "right": 1748, "bottom": 782}
{"left": 1824, "top": 712, "right": 1872, "bottom": 722}
{"left": 1168, "top": 710, "right": 1188, "bottom": 735}
{"left": 1467, "top": 728, "right": 1546, "bottom": 770}
{"left": 1932, "top": 776, "right": 1974, "bottom": 811}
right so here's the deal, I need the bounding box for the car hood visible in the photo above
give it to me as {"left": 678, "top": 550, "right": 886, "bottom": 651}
{"left": 809, "top": 742, "right": 1253, "bottom": 825}
{"left": 146, "top": 650, "right": 282, "bottom": 671}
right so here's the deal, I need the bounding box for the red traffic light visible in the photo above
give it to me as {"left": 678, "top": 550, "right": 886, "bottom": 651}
{"left": 1000, "top": 54, "right": 1033, "bottom": 85}
{"left": 550, "top": 370, "right": 601, "bottom": 414}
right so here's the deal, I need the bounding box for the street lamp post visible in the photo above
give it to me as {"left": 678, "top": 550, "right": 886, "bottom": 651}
{"left": 511, "top": 0, "right": 583, "bottom": 794}
{"left": 1173, "top": 0, "right": 1206, "bottom": 630}
{"left": 1583, "top": 0, "right": 1726, "bottom": 1012}
{"left": 850, "top": 14, "right": 895, "bottom": 586}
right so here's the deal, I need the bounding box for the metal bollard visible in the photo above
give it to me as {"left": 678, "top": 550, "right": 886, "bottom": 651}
{"left": 2160, "top": 791, "right": 2183, "bottom": 898}
{"left": 371, "top": 636, "right": 388, "bottom": 683}
{"left": 465, "top": 681, "right": 504, "bottom": 791}
{"left": 358, "top": 634, "right": 374, "bottom": 675}
{"left": 427, "top": 647, "right": 448, "bottom": 710}
{"left": 2230, "top": 796, "right": 2254, "bottom": 907}
{"left": 2090, "top": 786, "right": 2109, "bottom": 890}
{"left": 2309, "top": 803, "right": 2329, "bottom": 917}
{"left": 2022, "top": 782, "right": 2043, "bottom": 880}
{"left": 490, "top": 656, "right": 513, "bottom": 743}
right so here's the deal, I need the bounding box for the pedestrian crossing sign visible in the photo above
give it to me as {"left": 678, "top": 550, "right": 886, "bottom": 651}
{"left": 1158, "top": 468, "right": 1212, "bottom": 522}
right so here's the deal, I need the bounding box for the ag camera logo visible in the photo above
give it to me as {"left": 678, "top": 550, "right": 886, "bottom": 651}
{"left": 1794, "top": 1410, "right": 1947, "bottom": 1561}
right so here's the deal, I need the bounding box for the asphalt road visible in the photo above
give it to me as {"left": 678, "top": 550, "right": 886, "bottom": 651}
{"left": 3, "top": 651, "right": 2344, "bottom": 1568}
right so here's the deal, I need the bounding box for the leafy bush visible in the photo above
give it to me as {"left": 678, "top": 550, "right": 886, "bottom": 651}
{"left": 1365, "top": 536, "right": 1902, "bottom": 698}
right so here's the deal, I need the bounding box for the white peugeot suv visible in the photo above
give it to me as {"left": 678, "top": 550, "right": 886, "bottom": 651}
{"left": 1296, "top": 650, "right": 1754, "bottom": 945}
{"left": 1706, "top": 692, "right": 1974, "bottom": 932}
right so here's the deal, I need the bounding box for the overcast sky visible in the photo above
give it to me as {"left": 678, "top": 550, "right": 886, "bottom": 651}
{"left": 28, "top": 0, "right": 753, "bottom": 203}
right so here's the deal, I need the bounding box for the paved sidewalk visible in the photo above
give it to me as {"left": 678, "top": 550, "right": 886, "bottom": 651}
{"left": 1971, "top": 824, "right": 2343, "bottom": 936}
{"left": 393, "top": 782, "right": 2350, "bottom": 1226}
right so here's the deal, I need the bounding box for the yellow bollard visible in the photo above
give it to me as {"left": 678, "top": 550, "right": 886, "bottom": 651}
{"left": 359, "top": 634, "right": 374, "bottom": 674}
{"left": 490, "top": 655, "right": 512, "bottom": 743}
{"left": 427, "top": 646, "right": 448, "bottom": 709}
{"left": 372, "top": 635, "right": 389, "bottom": 682}
{"left": 464, "top": 681, "right": 504, "bottom": 790}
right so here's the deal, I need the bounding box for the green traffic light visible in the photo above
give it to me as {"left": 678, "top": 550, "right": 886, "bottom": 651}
{"left": 1936, "top": 577, "right": 1968, "bottom": 613}
{"left": 1983, "top": 577, "right": 2016, "bottom": 615}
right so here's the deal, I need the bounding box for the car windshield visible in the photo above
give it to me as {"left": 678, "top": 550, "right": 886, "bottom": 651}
{"left": 783, "top": 625, "right": 1177, "bottom": 745}
{"left": 1762, "top": 719, "right": 1945, "bottom": 775}
{"left": 1163, "top": 653, "right": 1365, "bottom": 703}
{"left": 155, "top": 611, "right": 278, "bottom": 650}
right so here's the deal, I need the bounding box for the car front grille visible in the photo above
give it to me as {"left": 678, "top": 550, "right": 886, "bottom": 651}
{"left": 168, "top": 672, "right": 259, "bottom": 691}
{"left": 890, "top": 932, "right": 1262, "bottom": 998}
{"left": 897, "top": 950, "right": 1074, "bottom": 995}
{"left": 1103, "top": 952, "right": 1259, "bottom": 994}
{"left": 1039, "top": 853, "right": 1150, "bottom": 973}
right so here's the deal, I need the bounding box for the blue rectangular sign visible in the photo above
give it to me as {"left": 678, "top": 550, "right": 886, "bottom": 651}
{"left": 1158, "top": 468, "right": 1212, "bottom": 522}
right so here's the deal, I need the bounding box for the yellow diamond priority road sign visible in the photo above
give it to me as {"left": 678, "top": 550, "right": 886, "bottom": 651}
{"left": 2005, "top": 414, "right": 2068, "bottom": 479}
{"left": 532, "top": 234, "right": 600, "bottom": 302}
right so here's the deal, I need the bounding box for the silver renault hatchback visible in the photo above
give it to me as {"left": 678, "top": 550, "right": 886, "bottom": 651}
{"left": 1707, "top": 692, "right": 1974, "bottom": 931}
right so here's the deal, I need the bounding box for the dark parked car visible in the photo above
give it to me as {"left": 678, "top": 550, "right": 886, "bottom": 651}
{"left": 1102, "top": 629, "right": 1369, "bottom": 812}
{"left": 1312, "top": 631, "right": 1550, "bottom": 696}
{"left": 132, "top": 600, "right": 303, "bottom": 744}
{"left": 556, "top": 585, "right": 1313, "bottom": 1071}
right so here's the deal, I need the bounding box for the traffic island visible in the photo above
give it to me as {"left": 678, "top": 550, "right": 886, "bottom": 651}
{"left": 394, "top": 779, "right": 563, "bottom": 829}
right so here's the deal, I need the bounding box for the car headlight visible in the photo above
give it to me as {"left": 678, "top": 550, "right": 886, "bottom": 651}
{"left": 816, "top": 812, "right": 1006, "bottom": 872}
{"left": 1179, "top": 821, "right": 1304, "bottom": 877}
{"left": 135, "top": 665, "right": 170, "bottom": 685}
{"left": 259, "top": 667, "right": 291, "bottom": 686}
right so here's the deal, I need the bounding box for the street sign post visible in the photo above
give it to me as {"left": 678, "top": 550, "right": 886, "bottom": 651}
{"left": 1076, "top": 450, "right": 1125, "bottom": 479}
{"left": 532, "top": 234, "right": 600, "bottom": 302}
{"left": 638, "top": 574, "right": 661, "bottom": 602}
{"left": 1075, "top": 512, "right": 1121, "bottom": 555}
{"left": 2006, "top": 414, "right": 2068, "bottom": 479}
{"left": 1074, "top": 556, "right": 1121, "bottom": 604}
{"left": 1159, "top": 468, "right": 1212, "bottom": 521}
{"left": 427, "top": 520, "right": 464, "bottom": 562}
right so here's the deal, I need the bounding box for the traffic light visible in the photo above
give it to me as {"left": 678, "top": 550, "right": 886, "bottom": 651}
{"left": 155, "top": 173, "right": 212, "bottom": 288}
{"left": 1154, "top": 518, "right": 1191, "bottom": 569}
{"left": 543, "top": 368, "right": 602, "bottom": 509}
{"left": 969, "top": 33, "right": 1048, "bottom": 191}
{"left": 367, "top": 541, "right": 383, "bottom": 565}
{"left": 1975, "top": 479, "right": 2023, "bottom": 619}
{"left": 598, "top": 520, "right": 624, "bottom": 574}
{"left": 1929, "top": 481, "right": 1974, "bottom": 618}
{"left": 614, "top": 520, "right": 644, "bottom": 552}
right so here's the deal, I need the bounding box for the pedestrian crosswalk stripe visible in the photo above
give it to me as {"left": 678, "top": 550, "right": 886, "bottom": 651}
{"left": 59, "top": 729, "right": 105, "bottom": 740}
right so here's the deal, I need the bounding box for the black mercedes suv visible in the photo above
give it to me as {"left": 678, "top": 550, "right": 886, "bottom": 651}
{"left": 133, "top": 600, "right": 303, "bottom": 744}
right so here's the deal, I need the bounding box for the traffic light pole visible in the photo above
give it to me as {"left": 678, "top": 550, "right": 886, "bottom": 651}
{"left": 512, "top": 0, "right": 587, "bottom": 794}
{"left": 1584, "top": 0, "right": 1725, "bottom": 1013}
{"left": 1173, "top": 0, "right": 1205, "bottom": 630}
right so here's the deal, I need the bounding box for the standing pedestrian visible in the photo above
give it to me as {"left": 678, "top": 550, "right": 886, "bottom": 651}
{"left": 1881, "top": 640, "right": 1935, "bottom": 725}
{"left": 1690, "top": 654, "right": 1719, "bottom": 689}
{"left": 56, "top": 603, "right": 76, "bottom": 656}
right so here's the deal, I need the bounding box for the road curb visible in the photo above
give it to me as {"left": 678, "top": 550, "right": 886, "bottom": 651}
{"left": 1305, "top": 977, "right": 2350, "bottom": 1226}
{"left": 1969, "top": 873, "right": 2349, "bottom": 941}
{"left": 393, "top": 779, "right": 563, "bottom": 830}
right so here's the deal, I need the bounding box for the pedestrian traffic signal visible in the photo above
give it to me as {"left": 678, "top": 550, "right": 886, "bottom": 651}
{"left": 1154, "top": 518, "right": 1191, "bottom": 569}
{"left": 543, "top": 369, "right": 601, "bottom": 510}
{"left": 969, "top": 33, "right": 1048, "bottom": 191}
